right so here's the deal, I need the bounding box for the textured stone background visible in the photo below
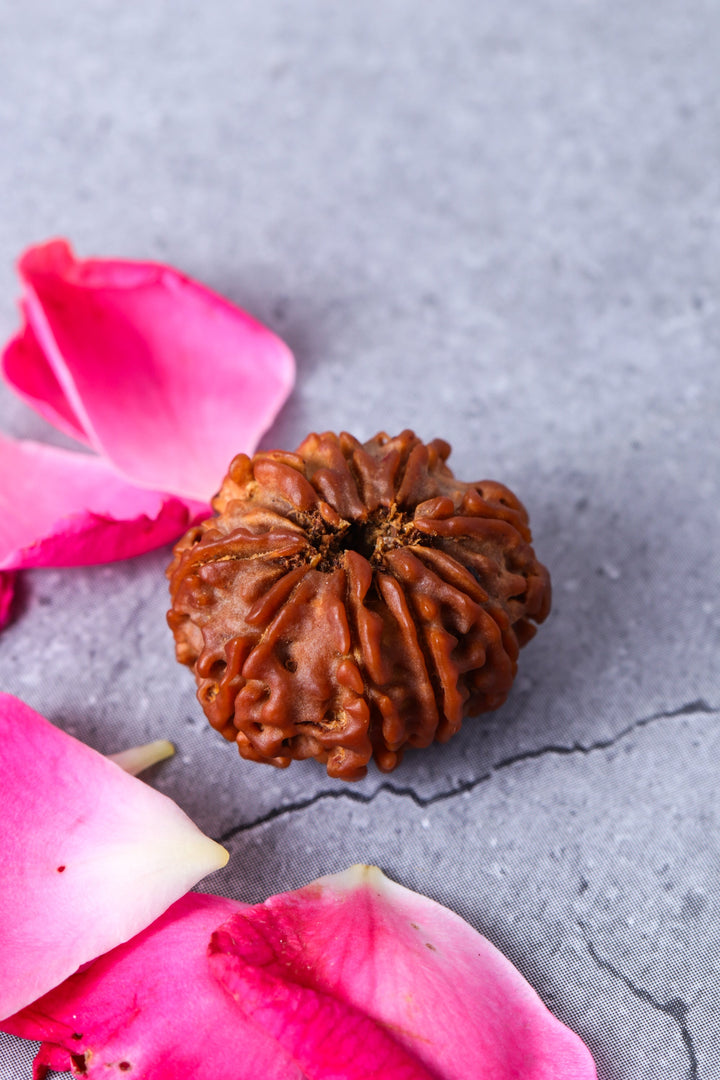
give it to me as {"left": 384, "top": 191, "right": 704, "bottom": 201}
{"left": 1, "top": 1, "right": 719, "bottom": 1076}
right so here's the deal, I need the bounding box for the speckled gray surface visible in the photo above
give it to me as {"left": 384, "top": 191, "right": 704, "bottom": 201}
{"left": 1, "top": 1, "right": 719, "bottom": 1077}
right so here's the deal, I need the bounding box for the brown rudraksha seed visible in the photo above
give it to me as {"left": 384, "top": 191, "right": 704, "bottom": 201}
{"left": 167, "top": 430, "right": 551, "bottom": 781}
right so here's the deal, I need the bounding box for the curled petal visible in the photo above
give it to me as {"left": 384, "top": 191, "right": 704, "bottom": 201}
{"left": 2, "top": 313, "right": 89, "bottom": 445}
{"left": 10, "top": 239, "right": 295, "bottom": 501}
{"left": 0, "top": 434, "right": 204, "bottom": 572}
{"left": 209, "top": 865, "right": 597, "bottom": 1080}
{"left": 0, "top": 695, "right": 228, "bottom": 1021}
{"left": 3, "top": 894, "right": 303, "bottom": 1080}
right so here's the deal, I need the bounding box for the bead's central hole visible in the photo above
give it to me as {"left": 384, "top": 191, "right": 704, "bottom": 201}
{"left": 300, "top": 506, "right": 423, "bottom": 573}
{"left": 308, "top": 506, "right": 418, "bottom": 570}
{"left": 341, "top": 518, "right": 384, "bottom": 561}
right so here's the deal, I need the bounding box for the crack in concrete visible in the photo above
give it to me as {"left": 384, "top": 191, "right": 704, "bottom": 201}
{"left": 492, "top": 698, "right": 717, "bottom": 771}
{"left": 216, "top": 698, "right": 718, "bottom": 843}
{"left": 584, "top": 939, "right": 699, "bottom": 1080}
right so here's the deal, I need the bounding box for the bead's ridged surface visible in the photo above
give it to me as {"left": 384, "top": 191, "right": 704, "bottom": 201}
{"left": 167, "top": 431, "right": 551, "bottom": 781}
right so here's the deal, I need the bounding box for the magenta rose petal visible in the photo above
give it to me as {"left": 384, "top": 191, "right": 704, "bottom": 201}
{"left": 0, "top": 572, "right": 15, "bottom": 630}
{"left": 27, "top": 1041, "right": 70, "bottom": 1080}
{"left": 0, "top": 695, "right": 228, "bottom": 1022}
{"left": 2, "top": 894, "right": 303, "bottom": 1080}
{"left": 15, "top": 239, "right": 295, "bottom": 502}
{"left": 1, "top": 313, "right": 90, "bottom": 445}
{"left": 210, "top": 922, "right": 438, "bottom": 1080}
{"left": 2, "top": 867, "right": 595, "bottom": 1079}
{"left": 0, "top": 239, "right": 294, "bottom": 627}
{"left": 209, "top": 865, "right": 597, "bottom": 1080}
{"left": 0, "top": 434, "right": 204, "bottom": 572}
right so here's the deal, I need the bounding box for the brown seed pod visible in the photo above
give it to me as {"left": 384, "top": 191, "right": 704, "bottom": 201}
{"left": 167, "top": 430, "right": 551, "bottom": 781}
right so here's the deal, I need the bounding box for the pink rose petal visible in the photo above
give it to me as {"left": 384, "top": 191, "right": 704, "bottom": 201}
{"left": 3, "top": 867, "right": 595, "bottom": 1079}
{"left": 0, "top": 695, "right": 228, "bottom": 1021}
{"left": 0, "top": 240, "right": 294, "bottom": 624}
{"left": 2, "top": 312, "right": 89, "bottom": 445}
{"left": 13, "top": 239, "right": 295, "bottom": 501}
{"left": 211, "top": 920, "right": 437, "bottom": 1080}
{"left": 3, "top": 894, "right": 303, "bottom": 1080}
{"left": 0, "top": 434, "right": 204, "bottom": 572}
{"left": 26, "top": 1041, "right": 70, "bottom": 1080}
{"left": 209, "top": 865, "right": 597, "bottom": 1080}
{"left": 0, "top": 571, "right": 16, "bottom": 630}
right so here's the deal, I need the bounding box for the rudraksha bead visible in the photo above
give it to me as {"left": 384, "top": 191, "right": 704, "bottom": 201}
{"left": 167, "top": 430, "right": 551, "bottom": 781}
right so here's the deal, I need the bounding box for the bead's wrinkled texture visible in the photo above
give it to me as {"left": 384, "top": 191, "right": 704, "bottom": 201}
{"left": 167, "top": 431, "right": 551, "bottom": 780}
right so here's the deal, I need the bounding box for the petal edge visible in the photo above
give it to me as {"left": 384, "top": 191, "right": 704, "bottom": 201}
{"left": 16, "top": 239, "right": 295, "bottom": 501}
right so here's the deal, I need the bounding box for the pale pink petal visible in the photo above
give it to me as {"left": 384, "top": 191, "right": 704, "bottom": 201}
{"left": 0, "top": 695, "right": 228, "bottom": 1021}
{"left": 3, "top": 893, "right": 303, "bottom": 1080}
{"left": 209, "top": 865, "right": 597, "bottom": 1080}
{"left": 0, "top": 572, "right": 15, "bottom": 630}
{"left": 16, "top": 239, "right": 295, "bottom": 501}
{"left": 0, "top": 433, "right": 206, "bottom": 571}
{"left": 1, "top": 313, "right": 89, "bottom": 445}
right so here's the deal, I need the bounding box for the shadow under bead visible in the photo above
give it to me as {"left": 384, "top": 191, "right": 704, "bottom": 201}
{"left": 166, "top": 430, "right": 551, "bottom": 781}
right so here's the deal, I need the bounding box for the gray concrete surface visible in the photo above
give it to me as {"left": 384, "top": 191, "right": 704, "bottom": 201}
{"left": 1, "top": 1, "right": 719, "bottom": 1076}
